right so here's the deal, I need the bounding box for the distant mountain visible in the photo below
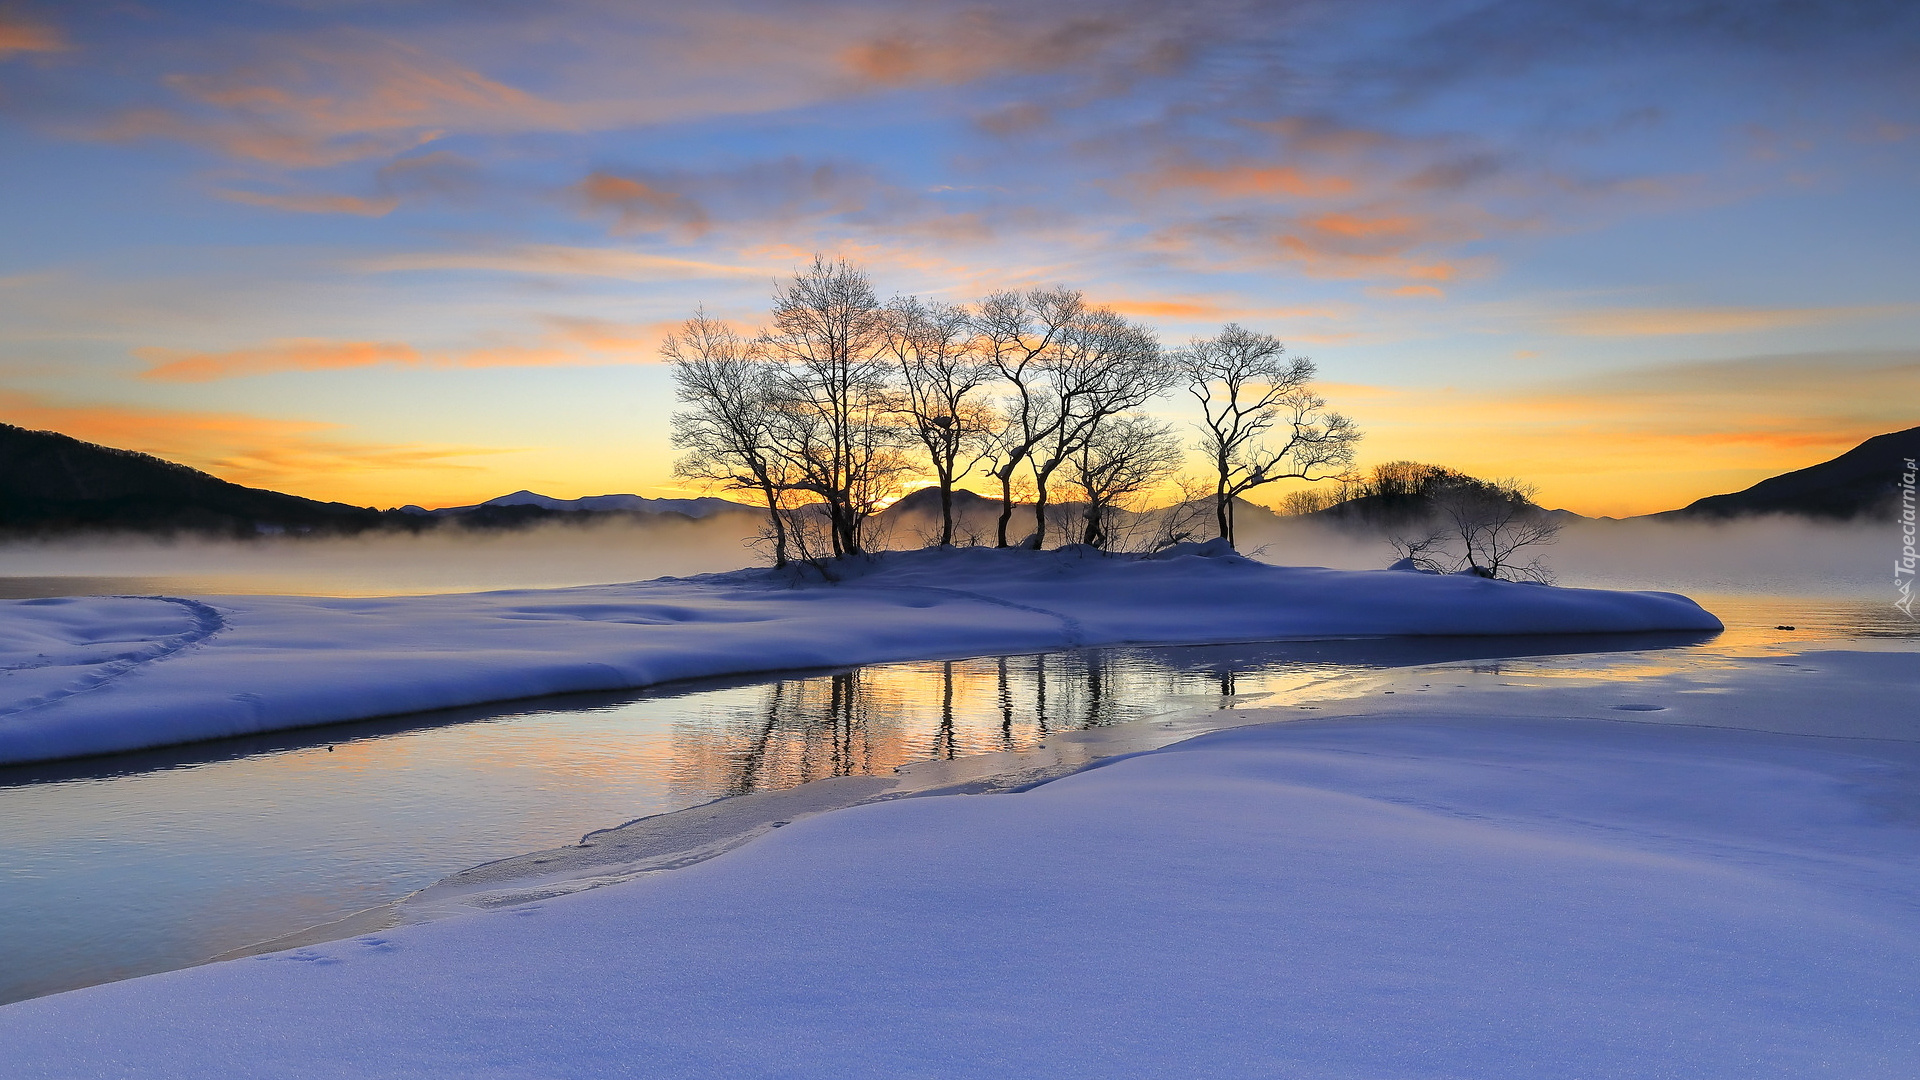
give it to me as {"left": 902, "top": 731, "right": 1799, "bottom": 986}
{"left": 0, "top": 422, "right": 395, "bottom": 536}
{"left": 878, "top": 486, "right": 1001, "bottom": 517}
{"left": 1652, "top": 425, "right": 1920, "bottom": 520}
{"left": 417, "top": 490, "right": 760, "bottom": 518}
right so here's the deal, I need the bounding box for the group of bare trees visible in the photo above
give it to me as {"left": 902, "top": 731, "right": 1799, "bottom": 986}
{"left": 669, "top": 256, "right": 1361, "bottom": 567}
{"left": 1388, "top": 476, "right": 1563, "bottom": 582}
{"left": 1280, "top": 460, "right": 1562, "bottom": 581}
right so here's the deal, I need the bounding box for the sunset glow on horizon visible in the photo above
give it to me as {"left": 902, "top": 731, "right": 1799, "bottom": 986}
{"left": 3, "top": 0, "right": 1916, "bottom": 516}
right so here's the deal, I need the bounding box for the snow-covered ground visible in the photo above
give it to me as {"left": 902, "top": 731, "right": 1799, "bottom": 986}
{"left": 3, "top": 700, "right": 1913, "bottom": 1079}
{"left": 0, "top": 543, "right": 1719, "bottom": 766}
{"left": 1, "top": 557, "right": 1913, "bottom": 1077}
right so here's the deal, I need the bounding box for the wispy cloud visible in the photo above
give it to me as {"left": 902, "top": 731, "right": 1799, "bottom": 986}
{"left": 835, "top": 4, "right": 1188, "bottom": 88}
{"left": 214, "top": 151, "right": 482, "bottom": 216}
{"left": 1153, "top": 209, "right": 1478, "bottom": 283}
{"left": 98, "top": 31, "right": 573, "bottom": 168}
{"left": 1550, "top": 304, "right": 1912, "bottom": 337}
{"left": 572, "top": 158, "right": 925, "bottom": 238}
{"left": 1140, "top": 163, "right": 1355, "bottom": 200}
{"left": 0, "top": 11, "right": 63, "bottom": 57}
{"left": 133, "top": 317, "right": 688, "bottom": 382}
{"left": 217, "top": 190, "right": 400, "bottom": 217}
{"left": 135, "top": 340, "right": 423, "bottom": 381}
{"left": 361, "top": 245, "right": 770, "bottom": 282}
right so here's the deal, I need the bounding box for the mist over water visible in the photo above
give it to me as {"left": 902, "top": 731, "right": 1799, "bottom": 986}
{"left": 0, "top": 510, "right": 1897, "bottom": 603}
{"left": 1241, "top": 515, "right": 1893, "bottom": 599}
{"left": 0, "top": 516, "right": 767, "bottom": 597}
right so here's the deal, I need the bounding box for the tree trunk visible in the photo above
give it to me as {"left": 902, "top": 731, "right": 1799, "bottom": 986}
{"left": 828, "top": 500, "right": 849, "bottom": 558}
{"left": 939, "top": 483, "right": 954, "bottom": 547}
{"left": 995, "top": 468, "right": 1017, "bottom": 548}
{"left": 760, "top": 483, "right": 788, "bottom": 568}
{"left": 1029, "top": 478, "right": 1050, "bottom": 549}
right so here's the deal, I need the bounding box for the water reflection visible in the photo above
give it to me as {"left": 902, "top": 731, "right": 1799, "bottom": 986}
{"left": 0, "top": 626, "right": 1737, "bottom": 1008}
{"left": 675, "top": 651, "right": 1178, "bottom": 800}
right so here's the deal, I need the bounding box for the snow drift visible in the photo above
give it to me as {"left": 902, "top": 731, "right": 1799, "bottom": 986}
{"left": 0, "top": 715, "right": 1909, "bottom": 1079}
{"left": 0, "top": 543, "right": 1721, "bottom": 766}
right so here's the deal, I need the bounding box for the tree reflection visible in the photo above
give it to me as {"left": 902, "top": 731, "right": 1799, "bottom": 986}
{"left": 657, "top": 634, "right": 1696, "bottom": 808}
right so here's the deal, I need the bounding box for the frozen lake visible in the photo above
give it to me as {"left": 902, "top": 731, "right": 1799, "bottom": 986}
{"left": 0, "top": 591, "right": 1909, "bottom": 1006}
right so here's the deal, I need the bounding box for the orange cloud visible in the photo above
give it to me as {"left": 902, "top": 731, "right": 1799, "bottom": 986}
{"left": 1299, "top": 212, "right": 1419, "bottom": 239}
{"left": 1551, "top": 304, "right": 1909, "bottom": 337}
{"left": 134, "top": 320, "right": 688, "bottom": 382}
{"left": 1272, "top": 235, "right": 1466, "bottom": 283}
{"left": 573, "top": 172, "right": 709, "bottom": 236}
{"left": 1143, "top": 164, "right": 1354, "bottom": 199}
{"left": 216, "top": 189, "right": 400, "bottom": 216}
{"left": 837, "top": 11, "right": 1132, "bottom": 87}
{"left": 363, "top": 244, "right": 768, "bottom": 281}
{"left": 569, "top": 158, "right": 963, "bottom": 247}
{"left": 1150, "top": 197, "right": 1487, "bottom": 284}
{"left": 0, "top": 12, "right": 63, "bottom": 56}
{"left": 136, "top": 340, "right": 423, "bottom": 382}
{"left": 1101, "top": 298, "right": 1228, "bottom": 319}
{"left": 1095, "top": 296, "right": 1348, "bottom": 327}
{"left": 542, "top": 316, "right": 685, "bottom": 355}
{"left": 1370, "top": 284, "right": 1445, "bottom": 298}
{"left": 100, "top": 34, "right": 573, "bottom": 168}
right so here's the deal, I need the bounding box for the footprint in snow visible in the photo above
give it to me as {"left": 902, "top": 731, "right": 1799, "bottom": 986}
{"left": 271, "top": 949, "right": 342, "bottom": 965}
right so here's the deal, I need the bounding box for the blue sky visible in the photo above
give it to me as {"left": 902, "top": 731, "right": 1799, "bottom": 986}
{"left": 2, "top": 0, "right": 1916, "bottom": 513}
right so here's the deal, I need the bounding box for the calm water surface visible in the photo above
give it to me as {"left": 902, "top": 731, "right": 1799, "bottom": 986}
{"left": 0, "top": 592, "right": 1910, "bottom": 1006}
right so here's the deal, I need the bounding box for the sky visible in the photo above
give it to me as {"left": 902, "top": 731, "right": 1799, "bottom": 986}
{"left": 1, "top": 0, "right": 1916, "bottom": 516}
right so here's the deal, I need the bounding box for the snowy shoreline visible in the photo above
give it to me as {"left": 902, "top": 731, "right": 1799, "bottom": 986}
{"left": 5, "top": 685, "right": 1914, "bottom": 1078}
{"left": 4, "top": 622, "right": 1914, "bottom": 1077}
{"left": 0, "top": 543, "right": 1720, "bottom": 766}
{"left": 237, "top": 633, "right": 1920, "bottom": 963}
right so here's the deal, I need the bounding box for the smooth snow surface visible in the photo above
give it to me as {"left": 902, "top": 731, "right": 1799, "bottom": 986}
{"left": 3, "top": 715, "right": 1912, "bottom": 1079}
{"left": 0, "top": 545, "right": 1719, "bottom": 765}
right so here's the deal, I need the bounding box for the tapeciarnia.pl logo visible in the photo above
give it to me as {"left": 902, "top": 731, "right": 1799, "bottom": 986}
{"left": 1897, "top": 457, "right": 1917, "bottom": 620}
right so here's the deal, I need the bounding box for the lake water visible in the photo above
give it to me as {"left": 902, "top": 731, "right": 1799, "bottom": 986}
{"left": 0, "top": 590, "right": 1912, "bottom": 1007}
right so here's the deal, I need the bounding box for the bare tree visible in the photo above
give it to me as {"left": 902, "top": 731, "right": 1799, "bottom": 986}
{"left": 973, "top": 286, "right": 1082, "bottom": 548}
{"left": 1065, "top": 413, "right": 1184, "bottom": 549}
{"left": 760, "top": 256, "right": 910, "bottom": 558}
{"left": 884, "top": 296, "right": 998, "bottom": 547}
{"left": 1390, "top": 477, "right": 1561, "bottom": 581}
{"left": 1177, "top": 324, "right": 1360, "bottom": 549}
{"left": 1139, "top": 476, "right": 1218, "bottom": 552}
{"left": 1022, "top": 308, "right": 1173, "bottom": 549}
{"left": 667, "top": 310, "right": 792, "bottom": 566}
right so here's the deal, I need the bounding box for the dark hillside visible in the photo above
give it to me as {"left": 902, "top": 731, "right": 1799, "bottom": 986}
{"left": 1655, "top": 425, "right": 1920, "bottom": 520}
{"left": 0, "top": 423, "right": 396, "bottom": 536}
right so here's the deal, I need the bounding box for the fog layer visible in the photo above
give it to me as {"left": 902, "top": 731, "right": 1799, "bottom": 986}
{"left": 1243, "top": 514, "right": 1894, "bottom": 598}
{"left": 0, "top": 512, "right": 1899, "bottom": 601}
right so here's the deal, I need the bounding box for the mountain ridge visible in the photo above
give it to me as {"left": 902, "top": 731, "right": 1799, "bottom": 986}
{"left": 1649, "top": 424, "right": 1919, "bottom": 520}
{"left": 0, "top": 422, "right": 394, "bottom": 536}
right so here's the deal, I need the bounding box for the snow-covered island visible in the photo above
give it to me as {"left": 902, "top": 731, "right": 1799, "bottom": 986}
{"left": 0, "top": 542, "right": 1719, "bottom": 767}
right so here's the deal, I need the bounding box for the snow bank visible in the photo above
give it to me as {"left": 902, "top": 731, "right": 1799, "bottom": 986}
{"left": 2, "top": 715, "right": 1909, "bottom": 1079}
{"left": 0, "top": 545, "right": 1719, "bottom": 765}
